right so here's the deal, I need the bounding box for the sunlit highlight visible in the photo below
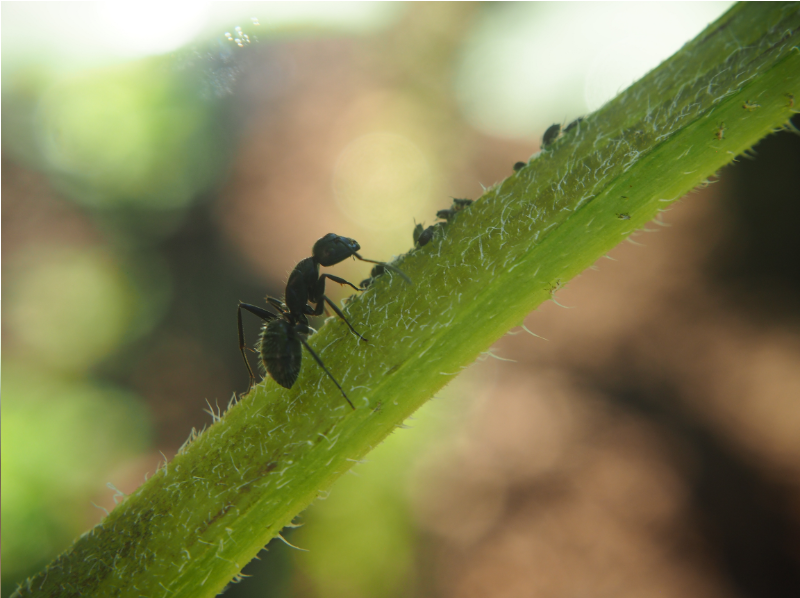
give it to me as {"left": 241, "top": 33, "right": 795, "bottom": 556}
{"left": 457, "top": 2, "right": 734, "bottom": 139}
{"left": 98, "top": 2, "right": 210, "bottom": 57}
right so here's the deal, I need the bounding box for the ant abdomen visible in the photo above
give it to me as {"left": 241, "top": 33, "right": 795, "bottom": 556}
{"left": 259, "top": 319, "right": 302, "bottom": 389}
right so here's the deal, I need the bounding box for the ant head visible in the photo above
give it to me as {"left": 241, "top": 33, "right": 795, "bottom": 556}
{"left": 312, "top": 233, "right": 361, "bottom": 267}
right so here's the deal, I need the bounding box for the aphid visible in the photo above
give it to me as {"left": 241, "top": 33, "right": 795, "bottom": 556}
{"left": 451, "top": 198, "right": 473, "bottom": 211}
{"left": 437, "top": 208, "right": 456, "bottom": 221}
{"left": 413, "top": 222, "right": 425, "bottom": 246}
{"left": 417, "top": 224, "right": 439, "bottom": 247}
{"left": 513, "top": 161, "right": 526, "bottom": 172}
{"left": 564, "top": 117, "right": 584, "bottom": 133}
{"left": 742, "top": 100, "right": 761, "bottom": 111}
{"left": 360, "top": 263, "right": 386, "bottom": 289}
{"left": 238, "top": 233, "right": 410, "bottom": 406}
{"left": 715, "top": 122, "right": 725, "bottom": 140}
{"left": 617, "top": 213, "right": 631, "bottom": 220}
{"left": 542, "top": 123, "right": 561, "bottom": 147}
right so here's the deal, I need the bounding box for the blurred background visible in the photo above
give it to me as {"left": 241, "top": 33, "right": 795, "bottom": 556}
{"left": 3, "top": 2, "right": 800, "bottom": 597}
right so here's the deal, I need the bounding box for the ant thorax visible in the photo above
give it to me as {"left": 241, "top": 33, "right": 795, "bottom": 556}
{"left": 285, "top": 257, "right": 318, "bottom": 310}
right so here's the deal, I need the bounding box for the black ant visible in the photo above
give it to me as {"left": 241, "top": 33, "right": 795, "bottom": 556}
{"left": 237, "top": 234, "right": 409, "bottom": 409}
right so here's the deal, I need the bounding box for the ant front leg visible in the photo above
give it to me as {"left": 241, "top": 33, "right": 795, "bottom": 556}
{"left": 238, "top": 302, "right": 280, "bottom": 390}
{"left": 320, "top": 273, "right": 363, "bottom": 292}
{"left": 311, "top": 275, "right": 367, "bottom": 341}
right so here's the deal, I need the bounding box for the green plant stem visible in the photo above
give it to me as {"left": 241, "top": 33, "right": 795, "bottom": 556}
{"left": 14, "top": 3, "right": 800, "bottom": 597}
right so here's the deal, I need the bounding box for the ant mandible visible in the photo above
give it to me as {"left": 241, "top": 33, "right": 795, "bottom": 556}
{"left": 237, "top": 233, "right": 410, "bottom": 409}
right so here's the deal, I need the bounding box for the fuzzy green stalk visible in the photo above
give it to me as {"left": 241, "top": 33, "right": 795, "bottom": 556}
{"left": 13, "top": 3, "right": 800, "bottom": 597}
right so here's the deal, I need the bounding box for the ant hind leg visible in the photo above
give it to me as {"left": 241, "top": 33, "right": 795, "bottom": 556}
{"left": 296, "top": 331, "right": 355, "bottom": 410}
{"left": 238, "top": 302, "right": 281, "bottom": 391}
{"left": 316, "top": 295, "right": 367, "bottom": 342}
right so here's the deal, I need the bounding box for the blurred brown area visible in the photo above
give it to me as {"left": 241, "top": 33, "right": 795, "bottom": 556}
{"left": 402, "top": 133, "right": 800, "bottom": 597}
{"left": 3, "top": 3, "right": 800, "bottom": 597}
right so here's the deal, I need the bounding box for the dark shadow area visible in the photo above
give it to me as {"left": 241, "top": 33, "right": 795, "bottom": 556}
{"left": 709, "top": 113, "right": 800, "bottom": 319}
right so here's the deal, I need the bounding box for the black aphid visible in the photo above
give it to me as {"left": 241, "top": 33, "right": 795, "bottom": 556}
{"left": 542, "top": 123, "right": 561, "bottom": 147}
{"left": 238, "top": 233, "right": 410, "bottom": 408}
{"left": 564, "top": 117, "right": 584, "bottom": 133}
{"left": 451, "top": 198, "right": 473, "bottom": 211}
{"left": 360, "top": 261, "right": 391, "bottom": 289}
{"left": 417, "top": 224, "right": 438, "bottom": 247}
{"left": 437, "top": 208, "right": 456, "bottom": 221}
{"left": 513, "top": 161, "right": 526, "bottom": 172}
{"left": 413, "top": 222, "right": 425, "bottom": 246}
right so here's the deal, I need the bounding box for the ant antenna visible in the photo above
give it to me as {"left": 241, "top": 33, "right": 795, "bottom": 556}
{"left": 353, "top": 253, "right": 412, "bottom": 285}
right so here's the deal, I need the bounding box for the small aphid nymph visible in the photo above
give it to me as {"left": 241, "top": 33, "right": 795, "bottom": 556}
{"left": 542, "top": 123, "right": 561, "bottom": 147}
{"left": 451, "top": 198, "right": 473, "bottom": 211}
{"left": 417, "top": 224, "right": 438, "bottom": 247}
{"left": 564, "top": 117, "right": 584, "bottom": 134}
{"left": 413, "top": 222, "right": 425, "bottom": 246}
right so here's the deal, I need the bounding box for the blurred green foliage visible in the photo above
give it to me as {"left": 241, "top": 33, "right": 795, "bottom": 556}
{"left": 36, "top": 58, "right": 225, "bottom": 210}
{"left": 1, "top": 363, "right": 151, "bottom": 578}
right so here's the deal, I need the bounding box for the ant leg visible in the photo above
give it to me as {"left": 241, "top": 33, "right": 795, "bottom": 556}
{"left": 352, "top": 253, "right": 412, "bottom": 285}
{"left": 319, "top": 273, "right": 362, "bottom": 292}
{"left": 311, "top": 295, "right": 367, "bottom": 342}
{"left": 310, "top": 275, "right": 367, "bottom": 341}
{"left": 296, "top": 331, "right": 355, "bottom": 410}
{"left": 238, "top": 302, "right": 280, "bottom": 390}
{"left": 265, "top": 296, "right": 286, "bottom": 313}
{"left": 239, "top": 302, "right": 281, "bottom": 320}
{"left": 237, "top": 304, "right": 256, "bottom": 389}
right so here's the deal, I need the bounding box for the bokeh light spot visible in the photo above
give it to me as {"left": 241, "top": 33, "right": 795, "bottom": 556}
{"left": 7, "top": 248, "right": 135, "bottom": 372}
{"left": 333, "top": 132, "right": 432, "bottom": 231}
{"left": 36, "top": 61, "right": 221, "bottom": 209}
